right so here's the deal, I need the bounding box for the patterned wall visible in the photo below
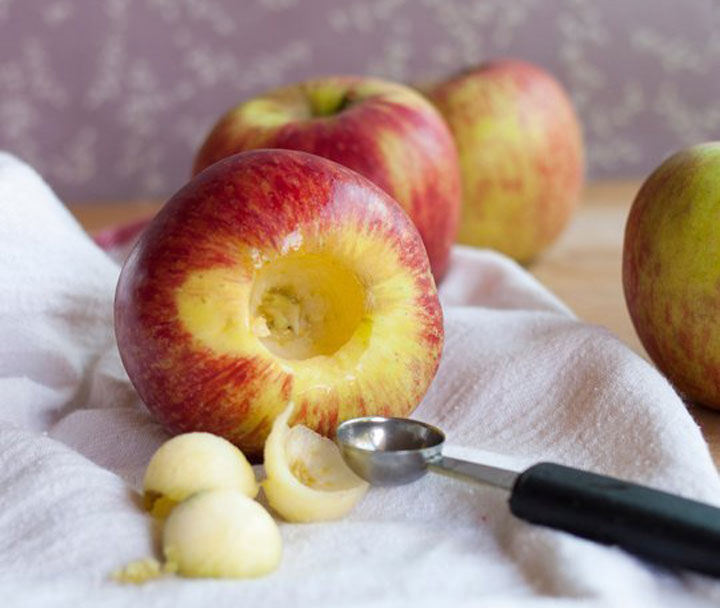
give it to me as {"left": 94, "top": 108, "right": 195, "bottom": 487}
{"left": 1, "top": 0, "right": 720, "bottom": 202}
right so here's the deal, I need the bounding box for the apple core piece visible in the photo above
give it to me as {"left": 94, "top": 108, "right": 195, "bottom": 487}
{"left": 263, "top": 404, "right": 369, "bottom": 522}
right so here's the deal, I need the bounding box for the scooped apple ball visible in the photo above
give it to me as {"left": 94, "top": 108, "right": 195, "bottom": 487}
{"left": 143, "top": 432, "right": 258, "bottom": 518}
{"left": 163, "top": 489, "right": 282, "bottom": 579}
{"left": 117, "top": 408, "right": 369, "bottom": 582}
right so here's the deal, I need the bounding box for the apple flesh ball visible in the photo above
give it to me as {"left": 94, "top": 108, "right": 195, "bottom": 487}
{"left": 262, "top": 404, "right": 368, "bottom": 522}
{"left": 623, "top": 143, "right": 720, "bottom": 409}
{"left": 162, "top": 489, "right": 282, "bottom": 579}
{"left": 192, "top": 76, "right": 461, "bottom": 281}
{"left": 114, "top": 149, "right": 444, "bottom": 460}
{"left": 143, "top": 432, "right": 258, "bottom": 518}
{"left": 426, "top": 59, "right": 584, "bottom": 263}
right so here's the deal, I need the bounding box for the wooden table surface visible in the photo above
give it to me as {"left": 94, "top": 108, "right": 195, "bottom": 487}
{"left": 68, "top": 181, "right": 720, "bottom": 468}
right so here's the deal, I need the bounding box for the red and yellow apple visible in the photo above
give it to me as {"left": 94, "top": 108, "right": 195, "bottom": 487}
{"left": 425, "top": 59, "right": 584, "bottom": 262}
{"left": 623, "top": 143, "right": 720, "bottom": 409}
{"left": 192, "top": 76, "right": 461, "bottom": 281}
{"left": 114, "top": 150, "right": 444, "bottom": 459}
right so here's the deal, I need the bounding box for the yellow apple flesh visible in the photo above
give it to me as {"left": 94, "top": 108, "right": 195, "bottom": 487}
{"left": 262, "top": 404, "right": 368, "bottom": 522}
{"left": 143, "top": 432, "right": 258, "bottom": 518}
{"left": 163, "top": 489, "right": 282, "bottom": 579}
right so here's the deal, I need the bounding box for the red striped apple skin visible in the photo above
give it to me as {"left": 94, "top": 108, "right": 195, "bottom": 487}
{"left": 115, "top": 150, "right": 444, "bottom": 459}
{"left": 192, "top": 76, "right": 461, "bottom": 281}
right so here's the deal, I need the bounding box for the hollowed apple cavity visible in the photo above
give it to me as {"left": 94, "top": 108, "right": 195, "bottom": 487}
{"left": 250, "top": 253, "right": 365, "bottom": 360}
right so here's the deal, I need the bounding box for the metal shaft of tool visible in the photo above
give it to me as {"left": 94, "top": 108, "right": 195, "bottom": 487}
{"left": 427, "top": 455, "right": 519, "bottom": 491}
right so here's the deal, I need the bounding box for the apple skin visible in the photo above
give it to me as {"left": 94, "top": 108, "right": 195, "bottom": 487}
{"left": 425, "top": 59, "right": 584, "bottom": 263}
{"left": 114, "top": 149, "right": 444, "bottom": 459}
{"left": 192, "top": 76, "right": 461, "bottom": 281}
{"left": 623, "top": 143, "right": 720, "bottom": 409}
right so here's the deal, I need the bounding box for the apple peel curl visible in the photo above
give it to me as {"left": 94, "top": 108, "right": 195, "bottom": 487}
{"left": 262, "top": 404, "right": 369, "bottom": 522}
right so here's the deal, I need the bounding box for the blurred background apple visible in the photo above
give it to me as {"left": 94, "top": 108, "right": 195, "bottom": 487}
{"left": 193, "top": 76, "right": 460, "bottom": 281}
{"left": 623, "top": 143, "right": 720, "bottom": 410}
{"left": 425, "top": 59, "right": 584, "bottom": 263}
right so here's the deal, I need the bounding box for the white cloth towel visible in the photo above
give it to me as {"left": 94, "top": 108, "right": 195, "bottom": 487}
{"left": 1, "top": 152, "right": 719, "bottom": 607}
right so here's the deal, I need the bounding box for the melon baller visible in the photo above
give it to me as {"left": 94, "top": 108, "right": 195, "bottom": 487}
{"left": 335, "top": 415, "right": 720, "bottom": 578}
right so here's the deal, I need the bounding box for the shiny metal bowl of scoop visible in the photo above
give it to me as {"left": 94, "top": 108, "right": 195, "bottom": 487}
{"left": 336, "top": 416, "right": 445, "bottom": 486}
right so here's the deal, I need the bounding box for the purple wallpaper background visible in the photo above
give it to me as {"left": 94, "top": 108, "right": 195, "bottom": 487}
{"left": 1, "top": 0, "right": 720, "bottom": 202}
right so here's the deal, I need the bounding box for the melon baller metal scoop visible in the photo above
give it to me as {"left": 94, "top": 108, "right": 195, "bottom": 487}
{"left": 335, "top": 416, "right": 720, "bottom": 578}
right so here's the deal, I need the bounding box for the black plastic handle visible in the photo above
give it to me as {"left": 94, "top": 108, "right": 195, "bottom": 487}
{"left": 509, "top": 462, "right": 720, "bottom": 577}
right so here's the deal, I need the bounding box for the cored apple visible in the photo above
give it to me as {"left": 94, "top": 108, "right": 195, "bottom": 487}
{"left": 192, "top": 76, "right": 461, "bottom": 281}
{"left": 114, "top": 150, "right": 444, "bottom": 459}
{"left": 425, "top": 59, "right": 584, "bottom": 263}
